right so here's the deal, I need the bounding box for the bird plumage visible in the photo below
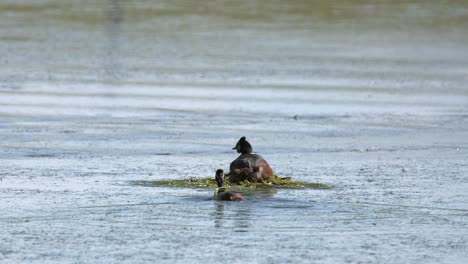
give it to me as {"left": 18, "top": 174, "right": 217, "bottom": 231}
{"left": 214, "top": 169, "right": 244, "bottom": 201}
{"left": 232, "top": 136, "right": 253, "bottom": 154}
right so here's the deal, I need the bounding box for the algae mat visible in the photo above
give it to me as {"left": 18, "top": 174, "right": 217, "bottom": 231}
{"left": 133, "top": 175, "right": 330, "bottom": 190}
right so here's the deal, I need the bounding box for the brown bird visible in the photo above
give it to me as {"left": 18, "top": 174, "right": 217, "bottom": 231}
{"left": 214, "top": 169, "right": 244, "bottom": 201}
{"left": 232, "top": 136, "right": 253, "bottom": 154}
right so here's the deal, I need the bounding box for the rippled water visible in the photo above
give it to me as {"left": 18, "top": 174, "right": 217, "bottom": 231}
{"left": 1, "top": 1, "right": 468, "bottom": 263}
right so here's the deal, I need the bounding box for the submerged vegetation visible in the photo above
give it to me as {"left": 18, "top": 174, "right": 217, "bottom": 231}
{"left": 133, "top": 175, "right": 330, "bottom": 189}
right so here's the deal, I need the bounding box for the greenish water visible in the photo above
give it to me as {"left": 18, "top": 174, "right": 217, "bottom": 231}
{"left": 1, "top": 1, "right": 468, "bottom": 263}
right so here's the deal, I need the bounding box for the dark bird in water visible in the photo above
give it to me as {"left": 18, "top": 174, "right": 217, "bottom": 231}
{"left": 214, "top": 169, "right": 244, "bottom": 201}
{"left": 232, "top": 136, "right": 253, "bottom": 154}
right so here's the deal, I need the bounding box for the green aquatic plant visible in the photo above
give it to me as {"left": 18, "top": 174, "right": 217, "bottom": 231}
{"left": 133, "top": 175, "right": 329, "bottom": 190}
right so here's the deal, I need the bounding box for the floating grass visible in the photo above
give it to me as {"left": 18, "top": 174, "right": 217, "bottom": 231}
{"left": 133, "top": 175, "right": 330, "bottom": 190}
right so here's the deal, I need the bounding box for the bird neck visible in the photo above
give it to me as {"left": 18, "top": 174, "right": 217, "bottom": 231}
{"left": 214, "top": 187, "right": 227, "bottom": 197}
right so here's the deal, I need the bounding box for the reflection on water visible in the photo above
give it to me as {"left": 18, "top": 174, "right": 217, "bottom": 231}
{"left": 212, "top": 202, "right": 252, "bottom": 232}
{"left": 103, "top": 0, "right": 124, "bottom": 82}
{"left": 213, "top": 203, "right": 225, "bottom": 229}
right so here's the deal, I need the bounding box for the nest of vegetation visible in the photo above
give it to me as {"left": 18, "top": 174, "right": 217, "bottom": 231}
{"left": 135, "top": 174, "right": 329, "bottom": 189}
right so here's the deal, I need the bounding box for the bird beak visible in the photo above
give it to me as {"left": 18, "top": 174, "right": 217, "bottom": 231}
{"left": 232, "top": 147, "right": 236, "bottom": 150}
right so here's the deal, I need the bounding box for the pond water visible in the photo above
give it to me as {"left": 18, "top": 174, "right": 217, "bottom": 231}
{"left": 1, "top": 0, "right": 468, "bottom": 263}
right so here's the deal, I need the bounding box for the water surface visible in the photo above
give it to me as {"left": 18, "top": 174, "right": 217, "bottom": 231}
{"left": 1, "top": 1, "right": 468, "bottom": 263}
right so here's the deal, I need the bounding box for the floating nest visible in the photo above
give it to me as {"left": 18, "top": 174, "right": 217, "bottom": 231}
{"left": 134, "top": 174, "right": 329, "bottom": 190}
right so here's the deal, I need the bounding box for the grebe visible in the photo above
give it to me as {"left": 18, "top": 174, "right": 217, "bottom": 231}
{"left": 214, "top": 169, "right": 244, "bottom": 201}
